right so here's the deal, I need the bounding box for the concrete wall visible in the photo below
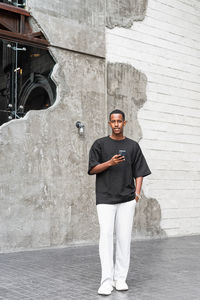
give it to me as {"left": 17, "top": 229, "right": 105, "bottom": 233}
{"left": 106, "top": 0, "right": 148, "bottom": 28}
{"left": 0, "top": 0, "right": 106, "bottom": 252}
{"left": 106, "top": 0, "right": 200, "bottom": 237}
{"left": 27, "top": 0, "right": 105, "bottom": 57}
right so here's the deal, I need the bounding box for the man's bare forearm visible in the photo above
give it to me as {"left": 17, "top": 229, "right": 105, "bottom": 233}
{"left": 89, "top": 154, "right": 125, "bottom": 175}
{"left": 135, "top": 176, "right": 143, "bottom": 195}
{"left": 89, "top": 160, "right": 112, "bottom": 175}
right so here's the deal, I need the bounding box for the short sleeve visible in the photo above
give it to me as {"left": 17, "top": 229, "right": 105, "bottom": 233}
{"left": 88, "top": 140, "right": 102, "bottom": 175}
{"left": 132, "top": 144, "right": 151, "bottom": 178}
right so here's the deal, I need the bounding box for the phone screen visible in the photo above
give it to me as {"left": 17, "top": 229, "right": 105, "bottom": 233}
{"left": 118, "top": 150, "right": 126, "bottom": 157}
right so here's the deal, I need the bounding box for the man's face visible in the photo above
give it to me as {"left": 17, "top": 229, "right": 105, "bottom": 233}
{"left": 108, "top": 113, "right": 127, "bottom": 135}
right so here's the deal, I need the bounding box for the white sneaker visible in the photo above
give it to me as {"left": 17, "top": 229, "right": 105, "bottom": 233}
{"left": 98, "top": 282, "right": 114, "bottom": 295}
{"left": 113, "top": 280, "right": 128, "bottom": 291}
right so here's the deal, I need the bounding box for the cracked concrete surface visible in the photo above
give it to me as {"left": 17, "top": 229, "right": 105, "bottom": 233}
{"left": 107, "top": 62, "right": 147, "bottom": 141}
{"left": 0, "top": 48, "right": 106, "bottom": 251}
{"left": 106, "top": 0, "right": 148, "bottom": 29}
{"left": 134, "top": 192, "right": 166, "bottom": 238}
{"left": 0, "top": 0, "right": 106, "bottom": 252}
{"left": 27, "top": 0, "right": 105, "bottom": 57}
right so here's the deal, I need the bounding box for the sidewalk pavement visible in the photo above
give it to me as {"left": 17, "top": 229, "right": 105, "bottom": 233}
{"left": 0, "top": 235, "right": 200, "bottom": 300}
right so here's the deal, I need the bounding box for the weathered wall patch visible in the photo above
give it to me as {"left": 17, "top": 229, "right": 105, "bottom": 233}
{"left": 106, "top": 0, "right": 148, "bottom": 29}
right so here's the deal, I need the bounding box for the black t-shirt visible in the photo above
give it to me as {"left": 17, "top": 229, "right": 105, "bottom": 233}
{"left": 88, "top": 136, "right": 151, "bottom": 205}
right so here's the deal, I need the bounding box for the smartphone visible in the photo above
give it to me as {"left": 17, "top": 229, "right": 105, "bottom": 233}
{"left": 118, "top": 150, "right": 126, "bottom": 157}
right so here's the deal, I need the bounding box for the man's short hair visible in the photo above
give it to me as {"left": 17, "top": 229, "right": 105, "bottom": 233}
{"left": 109, "top": 109, "right": 125, "bottom": 121}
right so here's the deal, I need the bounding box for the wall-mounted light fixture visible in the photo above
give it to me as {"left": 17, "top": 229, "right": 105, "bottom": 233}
{"left": 7, "top": 44, "right": 26, "bottom": 52}
{"left": 76, "top": 121, "right": 85, "bottom": 136}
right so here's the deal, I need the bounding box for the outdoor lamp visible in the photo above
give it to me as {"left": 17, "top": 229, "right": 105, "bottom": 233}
{"left": 76, "top": 121, "right": 85, "bottom": 136}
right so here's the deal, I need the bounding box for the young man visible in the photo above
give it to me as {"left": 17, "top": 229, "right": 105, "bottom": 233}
{"left": 88, "top": 109, "right": 151, "bottom": 295}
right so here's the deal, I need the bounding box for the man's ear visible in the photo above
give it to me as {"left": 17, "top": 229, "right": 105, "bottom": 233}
{"left": 108, "top": 121, "right": 111, "bottom": 127}
{"left": 124, "top": 120, "right": 127, "bottom": 126}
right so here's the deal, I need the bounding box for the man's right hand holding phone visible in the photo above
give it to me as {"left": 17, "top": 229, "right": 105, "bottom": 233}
{"left": 90, "top": 153, "right": 125, "bottom": 175}
{"left": 109, "top": 154, "right": 125, "bottom": 166}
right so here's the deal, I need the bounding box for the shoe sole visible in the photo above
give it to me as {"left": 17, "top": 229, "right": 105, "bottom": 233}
{"left": 98, "top": 292, "right": 111, "bottom": 295}
{"left": 98, "top": 287, "right": 113, "bottom": 295}
{"left": 113, "top": 285, "right": 128, "bottom": 291}
{"left": 113, "top": 282, "right": 128, "bottom": 291}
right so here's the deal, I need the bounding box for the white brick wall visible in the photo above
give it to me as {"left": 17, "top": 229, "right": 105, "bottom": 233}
{"left": 106, "top": 0, "right": 200, "bottom": 237}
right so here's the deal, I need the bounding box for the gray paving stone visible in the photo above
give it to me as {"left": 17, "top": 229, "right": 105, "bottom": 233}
{"left": 0, "top": 235, "right": 199, "bottom": 299}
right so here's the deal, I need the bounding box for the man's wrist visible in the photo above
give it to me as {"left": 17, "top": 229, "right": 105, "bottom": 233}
{"left": 135, "top": 192, "right": 141, "bottom": 200}
{"left": 108, "top": 159, "right": 113, "bottom": 167}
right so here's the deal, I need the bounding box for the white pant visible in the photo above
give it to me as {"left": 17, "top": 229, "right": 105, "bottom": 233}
{"left": 97, "top": 199, "right": 136, "bottom": 285}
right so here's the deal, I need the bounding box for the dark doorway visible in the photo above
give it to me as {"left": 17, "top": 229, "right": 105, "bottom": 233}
{"left": 0, "top": 40, "right": 56, "bottom": 125}
{"left": 0, "top": 0, "right": 25, "bottom": 8}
